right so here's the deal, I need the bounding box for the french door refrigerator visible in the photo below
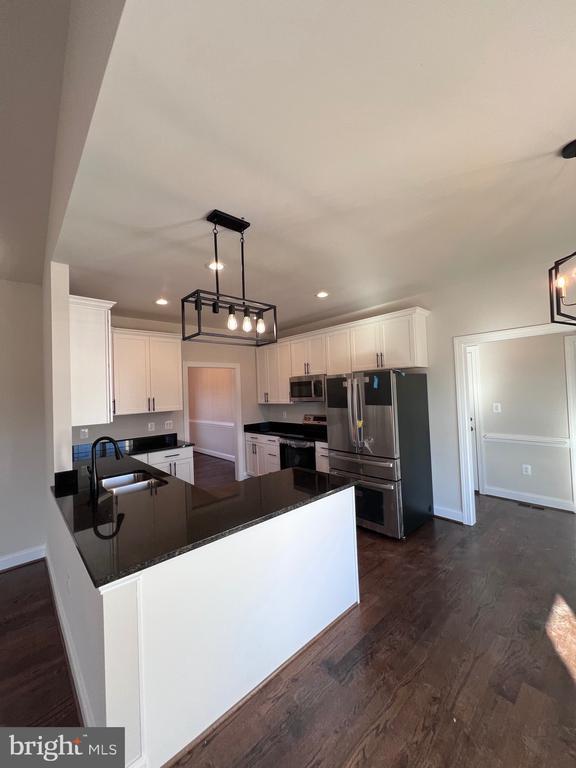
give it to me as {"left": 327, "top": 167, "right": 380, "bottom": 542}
{"left": 326, "top": 369, "right": 433, "bottom": 538}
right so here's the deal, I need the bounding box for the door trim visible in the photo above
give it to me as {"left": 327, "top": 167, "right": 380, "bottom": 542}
{"left": 455, "top": 322, "right": 573, "bottom": 526}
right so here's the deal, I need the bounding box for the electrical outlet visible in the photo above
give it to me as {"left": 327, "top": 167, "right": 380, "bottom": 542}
{"left": 148, "top": 422, "right": 155, "bottom": 432}
{"left": 522, "top": 464, "right": 532, "bottom": 476}
{"left": 492, "top": 402, "right": 502, "bottom": 413}
{"left": 80, "top": 427, "right": 89, "bottom": 440}
{"left": 164, "top": 420, "right": 173, "bottom": 430}
{"left": 282, "top": 411, "right": 287, "bottom": 419}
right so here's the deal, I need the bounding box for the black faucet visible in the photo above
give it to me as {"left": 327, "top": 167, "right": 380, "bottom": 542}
{"left": 90, "top": 436, "right": 124, "bottom": 497}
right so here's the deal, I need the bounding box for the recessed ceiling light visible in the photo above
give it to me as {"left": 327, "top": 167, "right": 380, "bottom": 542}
{"left": 207, "top": 261, "right": 224, "bottom": 271}
{"left": 316, "top": 291, "right": 329, "bottom": 299}
{"left": 155, "top": 298, "right": 168, "bottom": 305}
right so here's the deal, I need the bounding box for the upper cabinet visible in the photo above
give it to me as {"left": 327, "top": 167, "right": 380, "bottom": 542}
{"left": 326, "top": 329, "right": 351, "bottom": 375}
{"left": 350, "top": 310, "right": 429, "bottom": 371}
{"left": 290, "top": 335, "right": 326, "bottom": 376}
{"left": 256, "top": 342, "right": 291, "bottom": 404}
{"left": 112, "top": 330, "right": 183, "bottom": 415}
{"left": 69, "top": 296, "right": 115, "bottom": 426}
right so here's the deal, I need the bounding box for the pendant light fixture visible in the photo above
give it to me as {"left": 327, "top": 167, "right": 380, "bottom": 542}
{"left": 549, "top": 250, "right": 576, "bottom": 325}
{"left": 182, "top": 210, "right": 277, "bottom": 345}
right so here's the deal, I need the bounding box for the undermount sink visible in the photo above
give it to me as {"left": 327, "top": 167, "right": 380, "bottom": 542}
{"left": 101, "top": 471, "right": 167, "bottom": 496}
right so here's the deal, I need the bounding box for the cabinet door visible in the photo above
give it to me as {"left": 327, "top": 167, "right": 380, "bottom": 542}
{"left": 245, "top": 438, "right": 258, "bottom": 476}
{"left": 148, "top": 459, "right": 172, "bottom": 474}
{"left": 381, "top": 315, "right": 414, "bottom": 368}
{"left": 326, "top": 329, "right": 351, "bottom": 375}
{"left": 307, "top": 335, "right": 326, "bottom": 374}
{"left": 266, "top": 346, "right": 280, "bottom": 403}
{"left": 290, "top": 339, "right": 308, "bottom": 376}
{"left": 277, "top": 342, "right": 292, "bottom": 403}
{"left": 113, "top": 331, "right": 150, "bottom": 414}
{"left": 174, "top": 458, "right": 194, "bottom": 484}
{"left": 262, "top": 447, "right": 281, "bottom": 475}
{"left": 350, "top": 322, "right": 381, "bottom": 371}
{"left": 149, "top": 336, "right": 183, "bottom": 412}
{"left": 256, "top": 347, "right": 269, "bottom": 404}
{"left": 70, "top": 298, "right": 113, "bottom": 426}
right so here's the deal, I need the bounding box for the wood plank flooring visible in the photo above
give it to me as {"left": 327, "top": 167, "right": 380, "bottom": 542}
{"left": 194, "top": 452, "right": 236, "bottom": 490}
{"left": 1, "top": 494, "right": 575, "bottom": 767}
{"left": 172, "top": 495, "right": 576, "bottom": 768}
{"left": 0, "top": 560, "right": 80, "bottom": 726}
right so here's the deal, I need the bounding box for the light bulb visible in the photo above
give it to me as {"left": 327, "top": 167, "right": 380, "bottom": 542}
{"left": 558, "top": 276, "right": 567, "bottom": 298}
{"left": 227, "top": 306, "right": 238, "bottom": 331}
{"left": 242, "top": 309, "right": 252, "bottom": 333}
{"left": 155, "top": 297, "right": 168, "bottom": 305}
{"left": 256, "top": 316, "right": 266, "bottom": 334}
{"left": 207, "top": 261, "right": 224, "bottom": 271}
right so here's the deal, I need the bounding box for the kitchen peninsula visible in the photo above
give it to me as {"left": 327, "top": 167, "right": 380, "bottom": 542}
{"left": 51, "top": 455, "right": 359, "bottom": 768}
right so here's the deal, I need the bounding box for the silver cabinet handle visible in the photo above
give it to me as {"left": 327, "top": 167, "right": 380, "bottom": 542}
{"left": 164, "top": 453, "right": 180, "bottom": 458}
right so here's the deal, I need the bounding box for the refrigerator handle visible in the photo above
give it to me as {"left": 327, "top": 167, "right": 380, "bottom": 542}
{"left": 345, "top": 378, "right": 357, "bottom": 447}
{"left": 355, "top": 376, "right": 364, "bottom": 447}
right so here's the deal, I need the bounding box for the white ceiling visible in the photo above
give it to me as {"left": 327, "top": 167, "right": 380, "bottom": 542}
{"left": 55, "top": 0, "right": 576, "bottom": 329}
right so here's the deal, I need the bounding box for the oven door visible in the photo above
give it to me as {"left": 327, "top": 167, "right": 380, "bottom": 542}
{"left": 331, "top": 469, "right": 404, "bottom": 539}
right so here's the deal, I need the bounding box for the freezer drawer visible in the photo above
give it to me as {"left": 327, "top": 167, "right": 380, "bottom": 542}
{"left": 331, "top": 469, "right": 404, "bottom": 539}
{"left": 329, "top": 451, "right": 400, "bottom": 481}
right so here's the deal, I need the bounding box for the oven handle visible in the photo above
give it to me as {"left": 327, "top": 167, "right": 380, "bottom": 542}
{"left": 328, "top": 452, "right": 394, "bottom": 468}
{"left": 330, "top": 469, "right": 395, "bottom": 492}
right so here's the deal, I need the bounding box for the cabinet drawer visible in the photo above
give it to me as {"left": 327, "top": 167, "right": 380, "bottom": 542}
{"left": 147, "top": 446, "right": 193, "bottom": 464}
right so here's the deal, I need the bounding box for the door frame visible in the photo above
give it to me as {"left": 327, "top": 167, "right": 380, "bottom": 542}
{"left": 465, "top": 345, "right": 484, "bottom": 493}
{"left": 182, "top": 362, "right": 245, "bottom": 481}
{"left": 563, "top": 336, "right": 576, "bottom": 510}
{"left": 454, "top": 322, "right": 572, "bottom": 526}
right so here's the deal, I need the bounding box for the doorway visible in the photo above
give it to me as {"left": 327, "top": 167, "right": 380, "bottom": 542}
{"left": 455, "top": 324, "right": 576, "bottom": 526}
{"left": 183, "top": 362, "right": 244, "bottom": 481}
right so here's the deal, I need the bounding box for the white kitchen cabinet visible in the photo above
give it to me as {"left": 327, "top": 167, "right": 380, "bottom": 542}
{"left": 256, "top": 344, "right": 291, "bottom": 404}
{"left": 350, "top": 321, "right": 381, "bottom": 371}
{"left": 290, "top": 335, "right": 326, "bottom": 376}
{"left": 245, "top": 434, "right": 280, "bottom": 476}
{"left": 141, "top": 446, "right": 194, "bottom": 485}
{"left": 113, "top": 329, "right": 183, "bottom": 415}
{"left": 381, "top": 311, "right": 428, "bottom": 368}
{"left": 69, "top": 296, "right": 115, "bottom": 426}
{"left": 315, "top": 441, "right": 329, "bottom": 473}
{"left": 325, "top": 329, "right": 351, "bottom": 375}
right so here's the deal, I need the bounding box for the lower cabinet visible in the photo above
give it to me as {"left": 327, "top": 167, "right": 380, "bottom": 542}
{"left": 245, "top": 434, "right": 280, "bottom": 476}
{"left": 135, "top": 446, "right": 195, "bottom": 485}
{"left": 315, "top": 441, "right": 329, "bottom": 473}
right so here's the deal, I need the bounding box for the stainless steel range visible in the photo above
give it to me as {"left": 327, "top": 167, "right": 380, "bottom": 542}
{"left": 326, "top": 369, "right": 433, "bottom": 539}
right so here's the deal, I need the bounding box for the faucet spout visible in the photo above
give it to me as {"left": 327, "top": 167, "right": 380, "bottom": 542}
{"left": 90, "top": 436, "right": 124, "bottom": 497}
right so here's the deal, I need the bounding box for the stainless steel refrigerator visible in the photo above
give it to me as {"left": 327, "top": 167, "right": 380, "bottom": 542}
{"left": 326, "top": 369, "right": 433, "bottom": 538}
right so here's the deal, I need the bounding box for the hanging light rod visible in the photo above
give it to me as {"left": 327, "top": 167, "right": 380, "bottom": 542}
{"left": 181, "top": 209, "right": 277, "bottom": 346}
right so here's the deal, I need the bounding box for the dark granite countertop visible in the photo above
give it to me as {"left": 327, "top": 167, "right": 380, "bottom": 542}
{"left": 72, "top": 432, "right": 194, "bottom": 462}
{"left": 244, "top": 421, "right": 327, "bottom": 442}
{"left": 53, "top": 455, "right": 353, "bottom": 588}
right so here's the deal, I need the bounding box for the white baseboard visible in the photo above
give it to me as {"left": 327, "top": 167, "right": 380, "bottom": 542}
{"left": 482, "top": 485, "right": 576, "bottom": 513}
{"left": 434, "top": 506, "right": 464, "bottom": 523}
{"left": 0, "top": 544, "right": 46, "bottom": 572}
{"left": 194, "top": 448, "right": 235, "bottom": 462}
{"left": 45, "top": 549, "right": 96, "bottom": 727}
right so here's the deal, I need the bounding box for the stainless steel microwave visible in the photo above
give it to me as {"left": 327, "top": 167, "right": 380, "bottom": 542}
{"left": 289, "top": 374, "right": 326, "bottom": 403}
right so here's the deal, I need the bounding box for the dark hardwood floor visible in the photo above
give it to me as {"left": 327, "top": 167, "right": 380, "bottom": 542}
{"left": 194, "top": 452, "right": 236, "bottom": 490}
{"left": 0, "top": 560, "right": 80, "bottom": 727}
{"left": 2, "top": 495, "right": 575, "bottom": 767}
{"left": 172, "top": 495, "right": 576, "bottom": 768}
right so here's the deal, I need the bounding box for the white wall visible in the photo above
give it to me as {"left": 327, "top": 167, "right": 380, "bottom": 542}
{"left": 0, "top": 280, "right": 48, "bottom": 561}
{"left": 477, "top": 333, "right": 573, "bottom": 506}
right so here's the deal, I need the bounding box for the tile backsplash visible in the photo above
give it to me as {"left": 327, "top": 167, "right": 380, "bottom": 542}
{"left": 259, "top": 402, "right": 326, "bottom": 423}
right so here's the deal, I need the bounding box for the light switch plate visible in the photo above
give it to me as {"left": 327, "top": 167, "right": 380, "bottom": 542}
{"left": 148, "top": 422, "right": 155, "bottom": 432}
{"left": 80, "top": 428, "right": 89, "bottom": 439}
{"left": 522, "top": 464, "right": 532, "bottom": 476}
{"left": 492, "top": 402, "right": 502, "bottom": 413}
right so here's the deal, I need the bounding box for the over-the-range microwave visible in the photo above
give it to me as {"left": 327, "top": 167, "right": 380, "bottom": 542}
{"left": 289, "top": 374, "right": 326, "bottom": 403}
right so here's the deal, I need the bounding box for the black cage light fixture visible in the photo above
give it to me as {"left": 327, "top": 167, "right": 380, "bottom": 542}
{"left": 181, "top": 210, "right": 277, "bottom": 345}
{"left": 549, "top": 250, "right": 576, "bottom": 325}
